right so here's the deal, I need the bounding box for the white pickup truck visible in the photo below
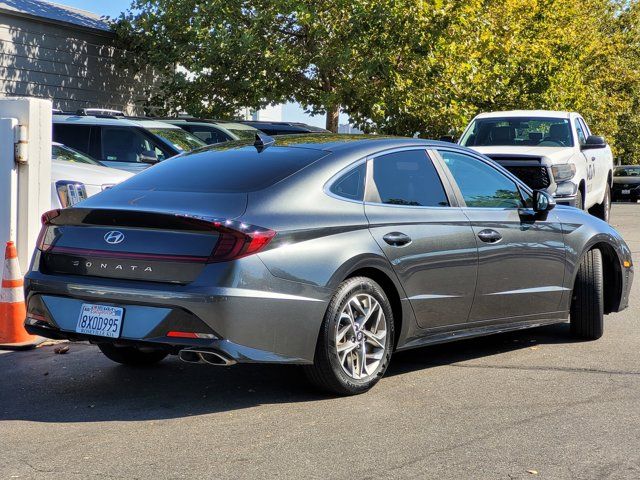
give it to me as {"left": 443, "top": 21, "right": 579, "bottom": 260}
{"left": 458, "top": 110, "right": 613, "bottom": 222}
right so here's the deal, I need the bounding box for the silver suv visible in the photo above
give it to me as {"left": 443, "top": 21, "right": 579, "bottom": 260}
{"left": 53, "top": 114, "right": 206, "bottom": 173}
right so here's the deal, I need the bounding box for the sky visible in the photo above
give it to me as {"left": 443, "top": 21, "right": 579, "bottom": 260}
{"left": 52, "top": 0, "right": 343, "bottom": 128}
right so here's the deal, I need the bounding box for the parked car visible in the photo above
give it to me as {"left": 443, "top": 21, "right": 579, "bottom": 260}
{"left": 25, "top": 136, "right": 633, "bottom": 395}
{"left": 51, "top": 143, "right": 132, "bottom": 208}
{"left": 459, "top": 110, "right": 614, "bottom": 222}
{"left": 53, "top": 114, "right": 206, "bottom": 173}
{"left": 239, "top": 120, "right": 329, "bottom": 136}
{"left": 159, "top": 118, "right": 260, "bottom": 144}
{"left": 612, "top": 165, "right": 640, "bottom": 202}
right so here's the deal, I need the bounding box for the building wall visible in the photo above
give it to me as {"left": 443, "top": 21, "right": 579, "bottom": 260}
{"left": 0, "top": 12, "right": 153, "bottom": 114}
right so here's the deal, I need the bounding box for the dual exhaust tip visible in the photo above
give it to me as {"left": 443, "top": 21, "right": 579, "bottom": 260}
{"left": 178, "top": 348, "right": 236, "bottom": 366}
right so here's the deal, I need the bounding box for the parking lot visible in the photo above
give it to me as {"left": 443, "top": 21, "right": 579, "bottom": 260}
{"left": 0, "top": 203, "right": 638, "bottom": 480}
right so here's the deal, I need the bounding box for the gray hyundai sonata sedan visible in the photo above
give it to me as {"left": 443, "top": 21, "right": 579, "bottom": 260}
{"left": 25, "top": 135, "right": 633, "bottom": 394}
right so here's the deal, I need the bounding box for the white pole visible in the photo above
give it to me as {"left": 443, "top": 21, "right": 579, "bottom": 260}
{"left": 0, "top": 98, "right": 52, "bottom": 273}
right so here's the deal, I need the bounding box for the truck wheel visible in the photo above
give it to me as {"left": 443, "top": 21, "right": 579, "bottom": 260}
{"left": 590, "top": 183, "right": 611, "bottom": 223}
{"left": 575, "top": 189, "right": 584, "bottom": 210}
{"left": 570, "top": 249, "right": 604, "bottom": 340}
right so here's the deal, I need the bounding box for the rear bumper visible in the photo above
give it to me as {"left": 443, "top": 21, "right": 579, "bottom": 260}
{"left": 24, "top": 252, "right": 330, "bottom": 364}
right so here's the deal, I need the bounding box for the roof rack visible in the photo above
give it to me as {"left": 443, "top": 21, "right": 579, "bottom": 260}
{"left": 76, "top": 108, "right": 125, "bottom": 117}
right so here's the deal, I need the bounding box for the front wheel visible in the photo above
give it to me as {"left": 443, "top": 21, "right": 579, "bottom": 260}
{"left": 590, "top": 183, "right": 611, "bottom": 223}
{"left": 98, "top": 343, "right": 168, "bottom": 366}
{"left": 570, "top": 249, "right": 604, "bottom": 340}
{"left": 304, "top": 277, "right": 394, "bottom": 395}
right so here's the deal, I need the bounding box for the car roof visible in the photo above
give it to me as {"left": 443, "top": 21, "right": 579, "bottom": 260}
{"left": 474, "top": 110, "right": 574, "bottom": 119}
{"left": 213, "top": 134, "right": 465, "bottom": 157}
{"left": 52, "top": 114, "right": 181, "bottom": 129}
{"left": 161, "top": 119, "right": 257, "bottom": 130}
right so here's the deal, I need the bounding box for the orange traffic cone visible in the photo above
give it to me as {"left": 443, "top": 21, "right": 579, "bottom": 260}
{"left": 0, "top": 241, "right": 41, "bottom": 350}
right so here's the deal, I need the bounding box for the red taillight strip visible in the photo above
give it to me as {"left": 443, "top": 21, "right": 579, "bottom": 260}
{"left": 44, "top": 246, "right": 209, "bottom": 263}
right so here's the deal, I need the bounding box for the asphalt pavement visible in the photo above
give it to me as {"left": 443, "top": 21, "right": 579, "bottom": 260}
{"left": 1, "top": 203, "right": 639, "bottom": 479}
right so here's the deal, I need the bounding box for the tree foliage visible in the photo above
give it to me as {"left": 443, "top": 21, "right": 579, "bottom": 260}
{"left": 117, "top": 0, "right": 640, "bottom": 162}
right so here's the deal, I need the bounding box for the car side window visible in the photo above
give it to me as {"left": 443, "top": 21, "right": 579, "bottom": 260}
{"left": 330, "top": 163, "right": 366, "bottom": 201}
{"left": 579, "top": 118, "right": 591, "bottom": 137}
{"left": 100, "top": 127, "right": 167, "bottom": 163}
{"left": 575, "top": 119, "right": 587, "bottom": 145}
{"left": 439, "top": 150, "right": 524, "bottom": 208}
{"left": 369, "top": 150, "right": 449, "bottom": 207}
{"left": 53, "top": 124, "right": 92, "bottom": 155}
{"left": 185, "top": 125, "right": 228, "bottom": 145}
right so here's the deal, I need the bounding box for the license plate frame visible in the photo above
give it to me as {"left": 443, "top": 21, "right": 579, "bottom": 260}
{"left": 75, "top": 303, "right": 124, "bottom": 338}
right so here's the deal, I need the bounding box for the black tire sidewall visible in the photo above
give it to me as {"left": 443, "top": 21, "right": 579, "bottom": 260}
{"left": 319, "top": 277, "right": 394, "bottom": 394}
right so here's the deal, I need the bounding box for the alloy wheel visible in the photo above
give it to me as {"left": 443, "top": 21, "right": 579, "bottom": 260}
{"left": 335, "top": 293, "right": 387, "bottom": 380}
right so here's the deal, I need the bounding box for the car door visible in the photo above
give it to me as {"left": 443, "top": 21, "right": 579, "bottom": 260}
{"left": 435, "top": 148, "right": 566, "bottom": 323}
{"left": 364, "top": 148, "right": 479, "bottom": 330}
{"left": 577, "top": 117, "right": 609, "bottom": 206}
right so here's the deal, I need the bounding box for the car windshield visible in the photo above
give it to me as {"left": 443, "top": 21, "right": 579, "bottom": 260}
{"left": 147, "top": 128, "right": 206, "bottom": 152}
{"left": 614, "top": 166, "right": 640, "bottom": 177}
{"left": 461, "top": 117, "right": 574, "bottom": 148}
{"left": 52, "top": 144, "right": 102, "bottom": 165}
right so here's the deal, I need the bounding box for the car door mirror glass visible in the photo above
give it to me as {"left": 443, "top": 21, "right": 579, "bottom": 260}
{"left": 139, "top": 150, "right": 159, "bottom": 164}
{"left": 533, "top": 190, "right": 556, "bottom": 213}
{"left": 581, "top": 135, "right": 606, "bottom": 150}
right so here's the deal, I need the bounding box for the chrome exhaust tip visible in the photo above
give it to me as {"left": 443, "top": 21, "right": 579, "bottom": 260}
{"left": 178, "top": 348, "right": 236, "bottom": 366}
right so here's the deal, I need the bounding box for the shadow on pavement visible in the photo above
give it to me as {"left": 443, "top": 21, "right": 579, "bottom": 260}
{"left": 0, "top": 323, "right": 576, "bottom": 423}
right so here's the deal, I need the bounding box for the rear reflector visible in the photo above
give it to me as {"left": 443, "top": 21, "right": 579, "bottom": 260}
{"left": 167, "top": 331, "right": 216, "bottom": 339}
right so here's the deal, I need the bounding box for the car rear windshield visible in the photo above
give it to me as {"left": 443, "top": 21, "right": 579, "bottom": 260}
{"left": 147, "top": 127, "right": 206, "bottom": 152}
{"left": 461, "top": 117, "right": 574, "bottom": 147}
{"left": 614, "top": 166, "right": 640, "bottom": 176}
{"left": 119, "top": 144, "right": 329, "bottom": 193}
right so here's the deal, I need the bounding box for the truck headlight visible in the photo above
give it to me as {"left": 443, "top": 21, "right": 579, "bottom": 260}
{"left": 56, "top": 180, "right": 87, "bottom": 207}
{"left": 551, "top": 164, "right": 576, "bottom": 182}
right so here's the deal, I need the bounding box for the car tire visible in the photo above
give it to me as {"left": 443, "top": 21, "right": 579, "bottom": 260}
{"left": 304, "top": 276, "right": 394, "bottom": 395}
{"left": 590, "top": 183, "right": 611, "bottom": 223}
{"left": 575, "top": 188, "right": 584, "bottom": 210}
{"left": 98, "top": 343, "right": 168, "bottom": 366}
{"left": 570, "top": 249, "right": 604, "bottom": 340}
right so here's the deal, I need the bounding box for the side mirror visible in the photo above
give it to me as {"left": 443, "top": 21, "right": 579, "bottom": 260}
{"left": 139, "top": 150, "right": 159, "bottom": 164}
{"left": 581, "top": 135, "right": 607, "bottom": 150}
{"left": 439, "top": 135, "right": 456, "bottom": 143}
{"left": 533, "top": 190, "right": 556, "bottom": 214}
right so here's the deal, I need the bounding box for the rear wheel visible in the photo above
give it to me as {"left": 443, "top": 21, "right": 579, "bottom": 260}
{"left": 591, "top": 183, "right": 611, "bottom": 223}
{"left": 305, "top": 277, "right": 394, "bottom": 395}
{"left": 98, "top": 343, "right": 168, "bottom": 366}
{"left": 570, "top": 249, "right": 604, "bottom": 340}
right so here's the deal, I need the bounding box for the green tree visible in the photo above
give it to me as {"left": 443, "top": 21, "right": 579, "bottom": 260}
{"left": 116, "top": 0, "right": 429, "bottom": 132}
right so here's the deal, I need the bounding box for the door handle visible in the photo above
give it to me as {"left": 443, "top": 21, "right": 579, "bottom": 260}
{"left": 383, "top": 232, "right": 412, "bottom": 247}
{"left": 477, "top": 229, "right": 502, "bottom": 243}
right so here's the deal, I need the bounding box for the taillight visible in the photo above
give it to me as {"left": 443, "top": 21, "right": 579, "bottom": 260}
{"left": 36, "top": 209, "right": 61, "bottom": 251}
{"left": 207, "top": 223, "right": 276, "bottom": 263}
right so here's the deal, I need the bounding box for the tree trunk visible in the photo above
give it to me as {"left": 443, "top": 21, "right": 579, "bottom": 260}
{"left": 325, "top": 104, "right": 340, "bottom": 133}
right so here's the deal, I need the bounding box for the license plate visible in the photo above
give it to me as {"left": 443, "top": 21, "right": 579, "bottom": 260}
{"left": 76, "top": 304, "right": 124, "bottom": 338}
{"left": 622, "top": 189, "right": 631, "bottom": 194}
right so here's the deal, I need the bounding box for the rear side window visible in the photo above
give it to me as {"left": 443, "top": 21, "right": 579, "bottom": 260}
{"left": 330, "top": 163, "right": 366, "bottom": 201}
{"left": 53, "top": 124, "right": 91, "bottom": 154}
{"left": 100, "top": 127, "right": 171, "bottom": 163}
{"left": 120, "top": 145, "right": 328, "bottom": 193}
{"left": 185, "top": 125, "right": 229, "bottom": 145}
{"left": 369, "top": 150, "right": 449, "bottom": 207}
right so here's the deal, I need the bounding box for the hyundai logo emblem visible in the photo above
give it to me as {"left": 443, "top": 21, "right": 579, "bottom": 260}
{"left": 104, "top": 231, "right": 125, "bottom": 245}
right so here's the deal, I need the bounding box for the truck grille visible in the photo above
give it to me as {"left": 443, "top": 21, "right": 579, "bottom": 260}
{"left": 504, "top": 166, "right": 550, "bottom": 190}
